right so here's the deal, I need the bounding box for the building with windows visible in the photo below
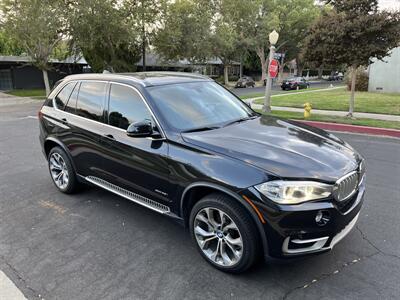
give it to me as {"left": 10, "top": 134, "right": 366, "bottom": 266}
{"left": 0, "top": 53, "right": 241, "bottom": 91}
{"left": 136, "top": 53, "right": 240, "bottom": 79}
{"left": 0, "top": 56, "right": 89, "bottom": 90}
{"left": 368, "top": 47, "right": 400, "bottom": 93}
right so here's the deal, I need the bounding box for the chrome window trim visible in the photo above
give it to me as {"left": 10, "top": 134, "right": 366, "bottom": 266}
{"left": 51, "top": 79, "right": 166, "bottom": 140}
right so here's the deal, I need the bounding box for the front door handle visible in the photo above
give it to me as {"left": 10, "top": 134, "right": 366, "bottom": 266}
{"left": 61, "top": 118, "right": 68, "bottom": 125}
{"left": 103, "top": 134, "right": 115, "bottom": 140}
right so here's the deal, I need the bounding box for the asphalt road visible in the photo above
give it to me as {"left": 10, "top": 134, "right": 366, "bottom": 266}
{"left": 231, "top": 80, "right": 344, "bottom": 97}
{"left": 0, "top": 99, "right": 399, "bottom": 300}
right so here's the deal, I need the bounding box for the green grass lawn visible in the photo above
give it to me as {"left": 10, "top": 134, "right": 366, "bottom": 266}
{"left": 6, "top": 89, "right": 46, "bottom": 98}
{"left": 253, "top": 88, "right": 400, "bottom": 115}
{"left": 256, "top": 109, "right": 400, "bottom": 130}
{"left": 240, "top": 87, "right": 323, "bottom": 100}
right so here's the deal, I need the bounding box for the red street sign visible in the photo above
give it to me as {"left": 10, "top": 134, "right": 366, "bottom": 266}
{"left": 269, "top": 59, "right": 279, "bottom": 78}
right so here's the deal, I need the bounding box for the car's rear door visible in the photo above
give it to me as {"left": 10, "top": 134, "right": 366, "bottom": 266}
{"left": 99, "top": 82, "right": 172, "bottom": 205}
{"left": 59, "top": 80, "right": 109, "bottom": 178}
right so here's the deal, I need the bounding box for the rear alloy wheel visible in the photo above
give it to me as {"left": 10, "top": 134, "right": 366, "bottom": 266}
{"left": 190, "top": 193, "right": 260, "bottom": 273}
{"left": 48, "top": 147, "right": 78, "bottom": 194}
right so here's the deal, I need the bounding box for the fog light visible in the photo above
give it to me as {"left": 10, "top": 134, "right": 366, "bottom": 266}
{"left": 315, "top": 210, "right": 330, "bottom": 226}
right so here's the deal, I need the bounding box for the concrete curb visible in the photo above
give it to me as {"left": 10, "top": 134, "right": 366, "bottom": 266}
{"left": 297, "top": 120, "right": 400, "bottom": 138}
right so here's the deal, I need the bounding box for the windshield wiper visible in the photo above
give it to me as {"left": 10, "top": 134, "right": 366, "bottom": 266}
{"left": 181, "top": 126, "right": 221, "bottom": 133}
{"left": 223, "top": 115, "right": 258, "bottom": 127}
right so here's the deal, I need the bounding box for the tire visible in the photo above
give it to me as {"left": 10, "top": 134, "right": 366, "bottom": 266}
{"left": 48, "top": 147, "right": 79, "bottom": 194}
{"left": 189, "top": 193, "right": 260, "bottom": 273}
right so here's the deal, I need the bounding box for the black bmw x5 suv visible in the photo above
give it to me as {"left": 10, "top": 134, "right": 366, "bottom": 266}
{"left": 39, "top": 72, "right": 365, "bottom": 273}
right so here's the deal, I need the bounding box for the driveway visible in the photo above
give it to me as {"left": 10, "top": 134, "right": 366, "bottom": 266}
{"left": 0, "top": 97, "right": 399, "bottom": 299}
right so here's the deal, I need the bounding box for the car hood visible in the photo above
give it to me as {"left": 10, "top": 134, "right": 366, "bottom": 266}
{"left": 181, "top": 116, "right": 361, "bottom": 182}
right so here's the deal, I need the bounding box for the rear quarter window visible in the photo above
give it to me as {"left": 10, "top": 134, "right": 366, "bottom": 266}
{"left": 54, "top": 82, "right": 76, "bottom": 110}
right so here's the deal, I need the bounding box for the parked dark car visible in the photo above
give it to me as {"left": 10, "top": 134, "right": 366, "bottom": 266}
{"left": 39, "top": 72, "right": 365, "bottom": 273}
{"left": 235, "top": 76, "right": 255, "bottom": 88}
{"left": 328, "top": 72, "right": 344, "bottom": 81}
{"left": 281, "top": 77, "right": 309, "bottom": 90}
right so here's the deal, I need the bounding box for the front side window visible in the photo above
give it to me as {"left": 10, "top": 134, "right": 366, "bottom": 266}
{"left": 76, "top": 81, "right": 107, "bottom": 121}
{"left": 54, "top": 82, "right": 76, "bottom": 110}
{"left": 147, "top": 81, "right": 255, "bottom": 131}
{"left": 108, "top": 84, "right": 152, "bottom": 130}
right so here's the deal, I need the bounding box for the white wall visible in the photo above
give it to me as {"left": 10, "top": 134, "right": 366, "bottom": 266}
{"left": 368, "top": 47, "right": 400, "bottom": 93}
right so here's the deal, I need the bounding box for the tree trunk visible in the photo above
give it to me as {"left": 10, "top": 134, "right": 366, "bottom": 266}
{"left": 256, "top": 46, "right": 266, "bottom": 81}
{"left": 278, "top": 56, "right": 285, "bottom": 83}
{"left": 318, "top": 66, "right": 323, "bottom": 79}
{"left": 348, "top": 66, "right": 357, "bottom": 117}
{"left": 224, "top": 64, "right": 229, "bottom": 86}
{"left": 142, "top": 26, "right": 146, "bottom": 71}
{"left": 239, "top": 55, "right": 243, "bottom": 78}
{"left": 141, "top": 0, "right": 146, "bottom": 72}
{"left": 42, "top": 69, "right": 50, "bottom": 96}
{"left": 297, "top": 66, "right": 303, "bottom": 77}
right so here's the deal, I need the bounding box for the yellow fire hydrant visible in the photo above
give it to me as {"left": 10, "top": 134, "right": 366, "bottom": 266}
{"left": 303, "top": 102, "right": 312, "bottom": 118}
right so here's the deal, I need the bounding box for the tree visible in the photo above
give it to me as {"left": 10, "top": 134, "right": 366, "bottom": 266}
{"left": 304, "top": 0, "right": 400, "bottom": 117}
{"left": 221, "top": 0, "right": 318, "bottom": 83}
{"left": 124, "top": 0, "right": 164, "bottom": 71}
{"left": 154, "top": 0, "right": 213, "bottom": 64}
{"left": 0, "top": 30, "right": 24, "bottom": 56}
{"left": 210, "top": 20, "right": 238, "bottom": 85}
{"left": 67, "top": 0, "right": 142, "bottom": 73}
{"left": 273, "top": 0, "right": 319, "bottom": 79}
{"left": 1, "top": 0, "right": 66, "bottom": 95}
{"left": 239, "top": 0, "right": 277, "bottom": 82}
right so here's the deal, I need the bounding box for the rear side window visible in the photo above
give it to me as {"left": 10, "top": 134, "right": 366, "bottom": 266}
{"left": 108, "top": 84, "right": 152, "bottom": 130}
{"left": 64, "top": 82, "right": 80, "bottom": 114}
{"left": 76, "top": 81, "right": 107, "bottom": 121}
{"left": 54, "top": 82, "right": 76, "bottom": 110}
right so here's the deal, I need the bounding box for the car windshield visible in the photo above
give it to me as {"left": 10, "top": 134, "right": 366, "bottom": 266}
{"left": 147, "top": 81, "right": 256, "bottom": 132}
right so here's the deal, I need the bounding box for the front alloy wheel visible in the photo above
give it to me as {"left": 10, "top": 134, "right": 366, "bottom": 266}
{"left": 194, "top": 207, "right": 243, "bottom": 267}
{"left": 190, "top": 193, "right": 260, "bottom": 273}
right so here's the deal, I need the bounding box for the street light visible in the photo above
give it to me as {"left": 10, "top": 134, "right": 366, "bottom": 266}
{"left": 269, "top": 30, "right": 279, "bottom": 46}
{"left": 263, "top": 30, "right": 279, "bottom": 113}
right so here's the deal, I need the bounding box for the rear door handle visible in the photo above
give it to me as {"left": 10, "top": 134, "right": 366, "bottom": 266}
{"left": 61, "top": 118, "right": 68, "bottom": 125}
{"left": 103, "top": 134, "right": 115, "bottom": 140}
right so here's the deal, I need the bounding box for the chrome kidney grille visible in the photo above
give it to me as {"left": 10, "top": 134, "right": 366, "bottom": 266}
{"left": 334, "top": 171, "right": 359, "bottom": 202}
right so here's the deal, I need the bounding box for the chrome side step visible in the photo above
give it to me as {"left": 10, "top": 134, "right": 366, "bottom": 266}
{"left": 85, "top": 176, "right": 171, "bottom": 214}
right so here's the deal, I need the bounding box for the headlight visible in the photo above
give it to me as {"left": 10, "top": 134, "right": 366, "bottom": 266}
{"left": 255, "top": 180, "right": 332, "bottom": 204}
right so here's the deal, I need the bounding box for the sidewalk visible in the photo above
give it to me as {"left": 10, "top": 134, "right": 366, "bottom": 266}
{"left": 0, "top": 271, "right": 27, "bottom": 300}
{"left": 248, "top": 101, "right": 400, "bottom": 122}
{"left": 0, "top": 91, "right": 38, "bottom": 107}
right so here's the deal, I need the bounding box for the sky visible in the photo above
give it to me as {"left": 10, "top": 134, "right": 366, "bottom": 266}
{"left": 379, "top": 0, "right": 400, "bottom": 10}
{"left": 315, "top": 0, "right": 400, "bottom": 10}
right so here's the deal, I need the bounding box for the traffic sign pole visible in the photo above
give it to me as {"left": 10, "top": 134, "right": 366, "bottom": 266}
{"left": 264, "top": 46, "right": 277, "bottom": 113}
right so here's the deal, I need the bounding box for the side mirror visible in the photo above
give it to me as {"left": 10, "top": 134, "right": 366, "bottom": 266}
{"left": 127, "top": 120, "right": 153, "bottom": 137}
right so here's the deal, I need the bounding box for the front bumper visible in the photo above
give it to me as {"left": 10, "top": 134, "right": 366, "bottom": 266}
{"left": 281, "top": 211, "right": 359, "bottom": 255}
{"left": 243, "top": 179, "right": 365, "bottom": 259}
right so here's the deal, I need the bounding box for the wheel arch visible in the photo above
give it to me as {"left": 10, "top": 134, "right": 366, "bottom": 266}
{"left": 180, "top": 182, "right": 269, "bottom": 256}
{"left": 44, "top": 137, "right": 77, "bottom": 174}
